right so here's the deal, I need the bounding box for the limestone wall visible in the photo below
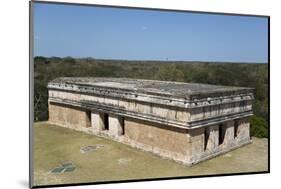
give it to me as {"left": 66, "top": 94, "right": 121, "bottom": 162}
{"left": 236, "top": 117, "right": 250, "bottom": 142}
{"left": 49, "top": 90, "right": 252, "bottom": 128}
{"left": 48, "top": 100, "right": 251, "bottom": 165}
{"left": 48, "top": 102, "right": 90, "bottom": 131}
{"left": 188, "top": 119, "right": 251, "bottom": 164}
{"left": 190, "top": 100, "right": 252, "bottom": 121}
{"left": 123, "top": 118, "right": 192, "bottom": 163}
{"left": 49, "top": 90, "right": 190, "bottom": 123}
{"left": 47, "top": 79, "right": 253, "bottom": 165}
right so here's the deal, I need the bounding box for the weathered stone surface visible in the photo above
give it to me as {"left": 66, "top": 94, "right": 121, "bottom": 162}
{"left": 48, "top": 77, "right": 253, "bottom": 99}
{"left": 48, "top": 88, "right": 252, "bottom": 129}
{"left": 108, "top": 115, "right": 124, "bottom": 137}
{"left": 91, "top": 112, "right": 105, "bottom": 132}
{"left": 204, "top": 125, "right": 219, "bottom": 152}
{"left": 221, "top": 121, "right": 235, "bottom": 147}
{"left": 47, "top": 77, "right": 253, "bottom": 165}
{"left": 236, "top": 117, "right": 250, "bottom": 142}
{"left": 48, "top": 102, "right": 90, "bottom": 131}
{"left": 123, "top": 118, "right": 191, "bottom": 163}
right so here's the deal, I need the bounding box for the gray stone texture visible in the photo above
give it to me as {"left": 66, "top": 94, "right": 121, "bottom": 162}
{"left": 47, "top": 77, "right": 253, "bottom": 165}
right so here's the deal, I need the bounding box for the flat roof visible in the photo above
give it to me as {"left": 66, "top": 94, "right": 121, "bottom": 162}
{"left": 48, "top": 77, "right": 253, "bottom": 99}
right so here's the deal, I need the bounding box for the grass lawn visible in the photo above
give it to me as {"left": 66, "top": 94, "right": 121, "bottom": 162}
{"left": 33, "top": 122, "right": 268, "bottom": 186}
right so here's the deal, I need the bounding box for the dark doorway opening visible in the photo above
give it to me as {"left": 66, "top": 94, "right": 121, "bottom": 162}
{"left": 204, "top": 127, "right": 210, "bottom": 151}
{"left": 121, "top": 117, "right": 125, "bottom": 135}
{"left": 234, "top": 120, "right": 239, "bottom": 138}
{"left": 86, "top": 110, "right": 91, "bottom": 128}
{"left": 104, "top": 113, "right": 109, "bottom": 130}
{"left": 218, "top": 124, "right": 225, "bottom": 145}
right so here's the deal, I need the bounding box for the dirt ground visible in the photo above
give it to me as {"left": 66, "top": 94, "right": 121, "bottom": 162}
{"left": 32, "top": 122, "right": 268, "bottom": 186}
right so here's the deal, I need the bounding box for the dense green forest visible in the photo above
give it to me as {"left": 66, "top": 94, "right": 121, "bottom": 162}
{"left": 34, "top": 56, "right": 269, "bottom": 138}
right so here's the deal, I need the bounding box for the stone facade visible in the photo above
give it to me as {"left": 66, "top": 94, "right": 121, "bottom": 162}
{"left": 47, "top": 77, "right": 254, "bottom": 165}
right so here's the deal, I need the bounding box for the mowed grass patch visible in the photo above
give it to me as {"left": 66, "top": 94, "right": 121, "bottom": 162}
{"left": 33, "top": 122, "right": 268, "bottom": 186}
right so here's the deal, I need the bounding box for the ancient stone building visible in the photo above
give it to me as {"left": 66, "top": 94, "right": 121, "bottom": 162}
{"left": 47, "top": 77, "right": 254, "bottom": 165}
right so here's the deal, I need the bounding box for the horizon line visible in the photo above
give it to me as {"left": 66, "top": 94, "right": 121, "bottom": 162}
{"left": 34, "top": 56, "right": 268, "bottom": 64}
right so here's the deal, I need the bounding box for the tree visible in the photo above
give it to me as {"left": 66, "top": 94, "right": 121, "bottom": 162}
{"left": 250, "top": 115, "right": 268, "bottom": 138}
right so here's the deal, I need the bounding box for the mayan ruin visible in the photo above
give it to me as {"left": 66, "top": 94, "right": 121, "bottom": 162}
{"left": 47, "top": 77, "right": 254, "bottom": 165}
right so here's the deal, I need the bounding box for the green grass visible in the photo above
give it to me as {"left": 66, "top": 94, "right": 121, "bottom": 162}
{"left": 33, "top": 122, "right": 268, "bottom": 186}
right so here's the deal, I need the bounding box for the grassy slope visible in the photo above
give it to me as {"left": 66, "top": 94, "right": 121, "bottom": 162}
{"left": 33, "top": 122, "right": 268, "bottom": 186}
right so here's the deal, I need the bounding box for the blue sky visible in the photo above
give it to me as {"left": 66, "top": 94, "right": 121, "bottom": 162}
{"left": 33, "top": 2, "right": 268, "bottom": 63}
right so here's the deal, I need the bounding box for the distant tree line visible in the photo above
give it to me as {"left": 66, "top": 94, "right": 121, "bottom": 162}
{"left": 34, "top": 56, "right": 269, "bottom": 138}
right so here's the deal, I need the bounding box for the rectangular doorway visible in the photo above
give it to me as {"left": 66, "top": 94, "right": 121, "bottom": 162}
{"left": 204, "top": 127, "right": 210, "bottom": 151}
{"left": 218, "top": 124, "right": 225, "bottom": 145}
{"left": 86, "top": 110, "right": 91, "bottom": 128}
{"left": 104, "top": 113, "right": 109, "bottom": 130}
{"left": 234, "top": 120, "right": 239, "bottom": 138}
{"left": 120, "top": 117, "right": 125, "bottom": 135}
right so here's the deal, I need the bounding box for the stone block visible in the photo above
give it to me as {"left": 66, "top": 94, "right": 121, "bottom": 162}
{"left": 109, "top": 115, "right": 124, "bottom": 137}
{"left": 124, "top": 118, "right": 190, "bottom": 157}
{"left": 91, "top": 112, "right": 105, "bottom": 132}
{"left": 221, "top": 121, "right": 235, "bottom": 147}
{"left": 48, "top": 102, "right": 89, "bottom": 130}
{"left": 236, "top": 118, "right": 250, "bottom": 141}
{"left": 205, "top": 125, "right": 218, "bottom": 151}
